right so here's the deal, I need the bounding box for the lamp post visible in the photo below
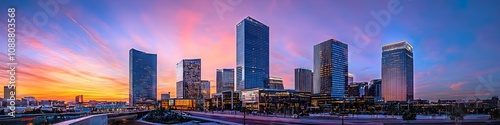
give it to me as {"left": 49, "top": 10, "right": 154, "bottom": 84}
{"left": 243, "top": 107, "right": 246, "bottom": 125}
{"left": 342, "top": 98, "right": 345, "bottom": 125}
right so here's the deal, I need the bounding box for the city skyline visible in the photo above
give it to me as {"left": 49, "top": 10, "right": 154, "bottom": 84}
{"left": 0, "top": 0, "right": 499, "bottom": 102}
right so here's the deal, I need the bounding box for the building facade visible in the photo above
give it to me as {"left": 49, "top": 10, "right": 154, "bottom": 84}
{"left": 201, "top": 80, "right": 211, "bottom": 99}
{"left": 348, "top": 73, "right": 354, "bottom": 85}
{"left": 75, "top": 95, "right": 83, "bottom": 104}
{"left": 161, "top": 92, "right": 171, "bottom": 100}
{"left": 294, "top": 68, "right": 313, "bottom": 93}
{"left": 381, "top": 41, "right": 414, "bottom": 101}
{"left": 3, "top": 86, "right": 15, "bottom": 100}
{"left": 367, "top": 79, "right": 382, "bottom": 98}
{"left": 216, "top": 69, "right": 235, "bottom": 93}
{"left": 241, "top": 88, "right": 311, "bottom": 113}
{"left": 313, "top": 39, "right": 348, "bottom": 99}
{"left": 236, "top": 16, "right": 270, "bottom": 91}
{"left": 176, "top": 59, "right": 202, "bottom": 99}
{"left": 268, "top": 77, "right": 284, "bottom": 90}
{"left": 129, "top": 48, "right": 157, "bottom": 106}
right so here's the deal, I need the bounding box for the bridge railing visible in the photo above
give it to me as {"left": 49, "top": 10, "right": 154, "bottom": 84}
{"left": 54, "top": 114, "right": 108, "bottom": 125}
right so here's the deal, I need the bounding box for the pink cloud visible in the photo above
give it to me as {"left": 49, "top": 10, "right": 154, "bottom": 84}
{"left": 450, "top": 81, "right": 467, "bottom": 91}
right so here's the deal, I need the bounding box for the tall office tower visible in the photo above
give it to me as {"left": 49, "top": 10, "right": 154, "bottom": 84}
{"left": 294, "top": 68, "right": 313, "bottom": 92}
{"left": 201, "top": 80, "right": 211, "bottom": 99}
{"left": 236, "top": 16, "right": 270, "bottom": 91}
{"left": 75, "top": 95, "right": 83, "bottom": 104}
{"left": 216, "top": 69, "right": 235, "bottom": 93}
{"left": 129, "top": 48, "right": 157, "bottom": 106}
{"left": 382, "top": 41, "right": 414, "bottom": 101}
{"left": 176, "top": 59, "right": 202, "bottom": 99}
{"left": 313, "top": 39, "right": 348, "bottom": 99}
{"left": 3, "top": 86, "right": 15, "bottom": 100}
{"left": 348, "top": 73, "right": 354, "bottom": 85}
{"left": 269, "top": 77, "right": 284, "bottom": 90}
{"left": 368, "top": 79, "right": 382, "bottom": 97}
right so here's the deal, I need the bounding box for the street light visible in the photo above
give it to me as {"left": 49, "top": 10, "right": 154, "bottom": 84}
{"left": 342, "top": 98, "right": 345, "bottom": 125}
{"left": 243, "top": 107, "right": 246, "bottom": 125}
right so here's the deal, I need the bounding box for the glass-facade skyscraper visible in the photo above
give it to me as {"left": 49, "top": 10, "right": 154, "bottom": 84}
{"left": 176, "top": 59, "right": 202, "bottom": 99}
{"left": 216, "top": 69, "right": 235, "bottom": 93}
{"left": 236, "top": 16, "right": 270, "bottom": 91}
{"left": 129, "top": 48, "right": 157, "bottom": 106}
{"left": 294, "top": 68, "right": 313, "bottom": 93}
{"left": 382, "top": 41, "right": 414, "bottom": 101}
{"left": 313, "top": 39, "right": 348, "bottom": 99}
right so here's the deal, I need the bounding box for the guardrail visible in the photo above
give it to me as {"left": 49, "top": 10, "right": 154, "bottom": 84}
{"left": 54, "top": 114, "right": 107, "bottom": 125}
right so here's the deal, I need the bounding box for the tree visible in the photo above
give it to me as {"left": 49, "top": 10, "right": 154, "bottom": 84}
{"left": 402, "top": 108, "right": 416, "bottom": 121}
{"left": 490, "top": 109, "right": 500, "bottom": 120}
{"left": 450, "top": 104, "right": 467, "bottom": 124}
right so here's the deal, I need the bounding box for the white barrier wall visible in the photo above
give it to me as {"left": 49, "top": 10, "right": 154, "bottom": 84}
{"left": 54, "top": 114, "right": 108, "bottom": 125}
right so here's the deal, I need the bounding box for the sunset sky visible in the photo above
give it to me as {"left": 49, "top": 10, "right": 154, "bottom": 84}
{"left": 0, "top": 0, "right": 499, "bottom": 102}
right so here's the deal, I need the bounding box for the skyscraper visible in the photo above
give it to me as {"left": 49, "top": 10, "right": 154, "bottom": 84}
{"left": 216, "top": 69, "right": 235, "bottom": 93}
{"left": 382, "top": 41, "right": 414, "bottom": 101}
{"left": 201, "top": 80, "right": 211, "bottom": 99}
{"left": 129, "top": 48, "right": 157, "bottom": 106}
{"left": 3, "top": 86, "right": 15, "bottom": 100}
{"left": 294, "top": 68, "right": 313, "bottom": 93}
{"left": 236, "top": 16, "right": 270, "bottom": 91}
{"left": 75, "top": 95, "right": 83, "bottom": 104}
{"left": 176, "top": 59, "right": 202, "bottom": 99}
{"left": 269, "top": 77, "right": 284, "bottom": 90}
{"left": 313, "top": 39, "right": 348, "bottom": 99}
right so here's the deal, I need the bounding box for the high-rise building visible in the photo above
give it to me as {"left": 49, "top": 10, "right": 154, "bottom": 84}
{"left": 348, "top": 73, "right": 354, "bottom": 85}
{"left": 313, "top": 39, "right": 348, "bottom": 99}
{"left": 269, "top": 77, "right": 284, "bottom": 90}
{"left": 236, "top": 16, "right": 270, "bottom": 91}
{"left": 161, "top": 92, "right": 170, "bottom": 100}
{"left": 367, "top": 79, "right": 382, "bottom": 98}
{"left": 382, "top": 41, "right": 414, "bottom": 101}
{"left": 75, "top": 95, "right": 83, "bottom": 104}
{"left": 295, "top": 68, "right": 313, "bottom": 93}
{"left": 216, "top": 69, "right": 235, "bottom": 93}
{"left": 201, "top": 80, "right": 211, "bottom": 99}
{"left": 129, "top": 48, "right": 157, "bottom": 106}
{"left": 3, "top": 86, "right": 15, "bottom": 100}
{"left": 176, "top": 59, "right": 202, "bottom": 99}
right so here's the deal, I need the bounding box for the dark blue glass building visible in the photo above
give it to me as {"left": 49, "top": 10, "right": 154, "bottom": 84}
{"left": 313, "top": 39, "right": 348, "bottom": 99}
{"left": 382, "top": 41, "right": 414, "bottom": 101}
{"left": 236, "top": 17, "right": 270, "bottom": 91}
{"left": 129, "top": 48, "right": 157, "bottom": 106}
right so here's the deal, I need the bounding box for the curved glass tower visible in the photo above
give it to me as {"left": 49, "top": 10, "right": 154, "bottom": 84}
{"left": 129, "top": 48, "right": 157, "bottom": 106}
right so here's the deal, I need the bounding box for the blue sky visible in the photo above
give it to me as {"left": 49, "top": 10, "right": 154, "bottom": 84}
{"left": 0, "top": 0, "right": 499, "bottom": 101}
